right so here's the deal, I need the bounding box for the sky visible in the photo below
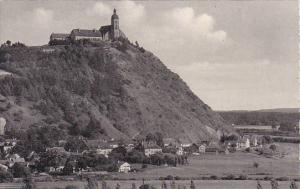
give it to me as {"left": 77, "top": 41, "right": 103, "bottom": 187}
{"left": 0, "top": 0, "right": 298, "bottom": 111}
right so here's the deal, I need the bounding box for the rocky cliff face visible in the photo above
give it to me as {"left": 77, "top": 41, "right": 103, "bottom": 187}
{"left": 0, "top": 41, "right": 233, "bottom": 142}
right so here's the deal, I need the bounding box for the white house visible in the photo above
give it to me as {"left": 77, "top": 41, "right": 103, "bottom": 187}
{"left": 96, "top": 147, "right": 113, "bottom": 158}
{"left": 199, "top": 144, "right": 206, "bottom": 153}
{"left": 118, "top": 162, "right": 131, "bottom": 173}
{"left": 176, "top": 146, "right": 184, "bottom": 155}
{"left": 238, "top": 138, "right": 250, "bottom": 149}
{"left": 144, "top": 144, "right": 162, "bottom": 157}
{"left": 8, "top": 154, "right": 25, "bottom": 167}
{"left": 49, "top": 166, "right": 65, "bottom": 173}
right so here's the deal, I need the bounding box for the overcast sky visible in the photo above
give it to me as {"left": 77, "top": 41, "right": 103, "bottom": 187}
{"left": 0, "top": 0, "right": 298, "bottom": 111}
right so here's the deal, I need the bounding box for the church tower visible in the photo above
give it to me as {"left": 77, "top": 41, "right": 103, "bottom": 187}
{"left": 111, "top": 8, "right": 120, "bottom": 40}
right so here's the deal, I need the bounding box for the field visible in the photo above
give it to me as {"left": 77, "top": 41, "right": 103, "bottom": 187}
{"left": 0, "top": 180, "right": 298, "bottom": 189}
{"left": 112, "top": 143, "right": 299, "bottom": 180}
{"left": 0, "top": 143, "right": 298, "bottom": 189}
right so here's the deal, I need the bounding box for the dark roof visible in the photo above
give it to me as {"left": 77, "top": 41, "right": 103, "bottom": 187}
{"left": 99, "top": 25, "right": 111, "bottom": 34}
{"left": 71, "top": 29, "right": 102, "bottom": 37}
{"left": 144, "top": 143, "right": 162, "bottom": 149}
{"left": 50, "top": 33, "right": 69, "bottom": 38}
{"left": 111, "top": 9, "right": 119, "bottom": 20}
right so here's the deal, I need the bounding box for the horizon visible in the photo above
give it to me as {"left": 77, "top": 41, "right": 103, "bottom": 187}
{"left": 0, "top": 1, "right": 298, "bottom": 111}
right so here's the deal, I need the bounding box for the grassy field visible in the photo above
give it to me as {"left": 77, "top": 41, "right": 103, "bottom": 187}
{"left": 0, "top": 143, "right": 298, "bottom": 189}
{"left": 113, "top": 143, "right": 299, "bottom": 179}
{"left": 1, "top": 180, "right": 298, "bottom": 189}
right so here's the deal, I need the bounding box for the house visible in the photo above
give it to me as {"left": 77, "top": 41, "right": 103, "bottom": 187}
{"left": 205, "top": 143, "right": 220, "bottom": 154}
{"left": 41, "top": 48, "right": 55, "bottom": 53}
{"left": 144, "top": 143, "right": 162, "bottom": 157}
{"left": 181, "top": 143, "right": 192, "bottom": 148}
{"left": 8, "top": 154, "right": 25, "bottom": 167}
{"left": 126, "top": 144, "right": 135, "bottom": 152}
{"left": 199, "top": 144, "right": 206, "bottom": 153}
{"left": 46, "top": 147, "right": 67, "bottom": 154}
{"left": 49, "top": 166, "right": 65, "bottom": 173}
{"left": 163, "top": 138, "right": 177, "bottom": 147}
{"left": 0, "top": 139, "right": 17, "bottom": 154}
{"left": 250, "top": 135, "right": 258, "bottom": 147}
{"left": 238, "top": 137, "right": 250, "bottom": 150}
{"left": 176, "top": 146, "right": 184, "bottom": 155}
{"left": 96, "top": 148, "right": 113, "bottom": 158}
{"left": 70, "top": 29, "right": 102, "bottom": 41}
{"left": 50, "top": 33, "right": 69, "bottom": 41}
{"left": 219, "top": 148, "right": 229, "bottom": 155}
{"left": 0, "top": 164, "right": 8, "bottom": 171}
{"left": 0, "top": 117, "right": 6, "bottom": 135}
{"left": 118, "top": 162, "right": 131, "bottom": 173}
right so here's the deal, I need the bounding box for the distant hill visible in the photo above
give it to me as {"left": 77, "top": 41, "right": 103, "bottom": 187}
{"left": 0, "top": 41, "right": 233, "bottom": 143}
{"left": 218, "top": 109, "right": 300, "bottom": 132}
{"left": 256, "top": 108, "right": 299, "bottom": 113}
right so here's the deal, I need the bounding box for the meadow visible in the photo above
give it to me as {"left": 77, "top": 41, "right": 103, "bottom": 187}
{"left": 0, "top": 180, "right": 298, "bottom": 189}
{"left": 113, "top": 143, "right": 299, "bottom": 180}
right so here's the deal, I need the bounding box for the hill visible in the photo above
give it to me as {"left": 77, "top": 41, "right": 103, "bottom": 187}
{"left": 257, "top": 108, "right": 299, "bottom": 113}
{"left": 0, "top": 40, "right": 232, "bottom": 143}
{"left": 218, "top": 110, "right": 300, "bottom": 132}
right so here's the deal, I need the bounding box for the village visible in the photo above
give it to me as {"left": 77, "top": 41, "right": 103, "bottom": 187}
{"left": 0, "top": 124, "right": 277, "bottom": 181}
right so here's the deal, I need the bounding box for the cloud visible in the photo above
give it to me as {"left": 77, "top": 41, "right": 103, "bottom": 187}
{"left": 117, "top": 1, "right": 145, "bottom": 25}
{"left": 33, "top": 8, "right": 54, "bottom": 28}
{"left": 167, "top": 7, "right": 227, "bottom": 42}
{"left": 86, "top": 2, "right": 111, "bottom": 17}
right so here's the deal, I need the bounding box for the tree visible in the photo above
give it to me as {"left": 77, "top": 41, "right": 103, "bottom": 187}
{"left": 132, "top": 183, "right": 137, "bottom": 189}
{"left": 12, "top": 163, "right": 30, "bottom": 178}
{"left": 290, "top": 181, "right": 298, "bottom": 189}
{"left": 161, "top": 181, "right": 167, "bottom": 189}
{"left": 170, "top": 180, "right": 176, "bottom": 189}
{"left": 269, "top": 144, "right": 277, "bottom": 151}
{"left": 190, "top": 180, "right": 195, "bottom": 189}
{"left": 139, "top": 184, "right": 156, "bottom": 189}
{"left": 253, "top": 162, "right": 259, "bottom": 168}
{"left": 64, "top": 137, "right": 88, "bottom": 153}
{"left": 6, "top": 40, "right": 11, "bottom": 46}
{"left": 0, "top": 169, "right": 13, "bottom": 182}
{"left": 86, "top": 177, "right": 99, "bottom": 189}
{"left": 102, "top": 180, "right": 107, "bottom": 189}
{"left": 257, "top": 180, "right": 263, "bottom": 189}
{"left": 63, "top": 161, "right": 74, "bottom": 175}
{"left": 21, "top": 176, "right": 37, "bottom": 189}
{"left": 271, "top": 180, "right": 279, "bottom": 189}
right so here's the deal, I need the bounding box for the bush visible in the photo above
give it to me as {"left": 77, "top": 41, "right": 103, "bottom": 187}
{"left": 222, "top": 174, "right": 235, "bottom": 180}
{"left": 65, "top": 185, "right": 79, "bottom": 189}
{"left": 276, "top": 177, "right": 289, "bottom": 181}
{"left": 165, "top": 175, "right": 174, "bottom": 180}
{"left": 210, "top": 175, "right": 219, "bottom": 180}
{"left": 0, "top": 169, "right": 13, "bottom": 182}
{"left": 253, "top": 162, "right": 259, "bottom": 168}
{"left": 236, "top": 174, "right": 247, "bottom": 180}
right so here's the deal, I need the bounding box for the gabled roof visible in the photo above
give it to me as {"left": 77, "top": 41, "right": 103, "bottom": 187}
{"left": 71, "top": 29, "right": 102, "bottom": 37}
{"left": 50, "top": 33, "right": 69, "bottom": 38}
{"left": 144, "top": 143, "right": 162, "bottom": 149}
{"left": 99, "top": 25, "right": 111, "bottom": 34}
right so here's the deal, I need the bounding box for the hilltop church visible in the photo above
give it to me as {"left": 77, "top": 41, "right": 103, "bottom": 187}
{"left": 49, "top": 9, "right": 126, "bottom": 44}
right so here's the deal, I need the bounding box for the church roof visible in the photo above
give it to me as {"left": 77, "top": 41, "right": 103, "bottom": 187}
{"left": 111, "top": 9, "right": 119, "bottom": 19}
{"left": 71, "top": 29, "right": 102, "bottom": 37}
{"left": 99, "top": 25, "right": 111, "bottom": 34}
